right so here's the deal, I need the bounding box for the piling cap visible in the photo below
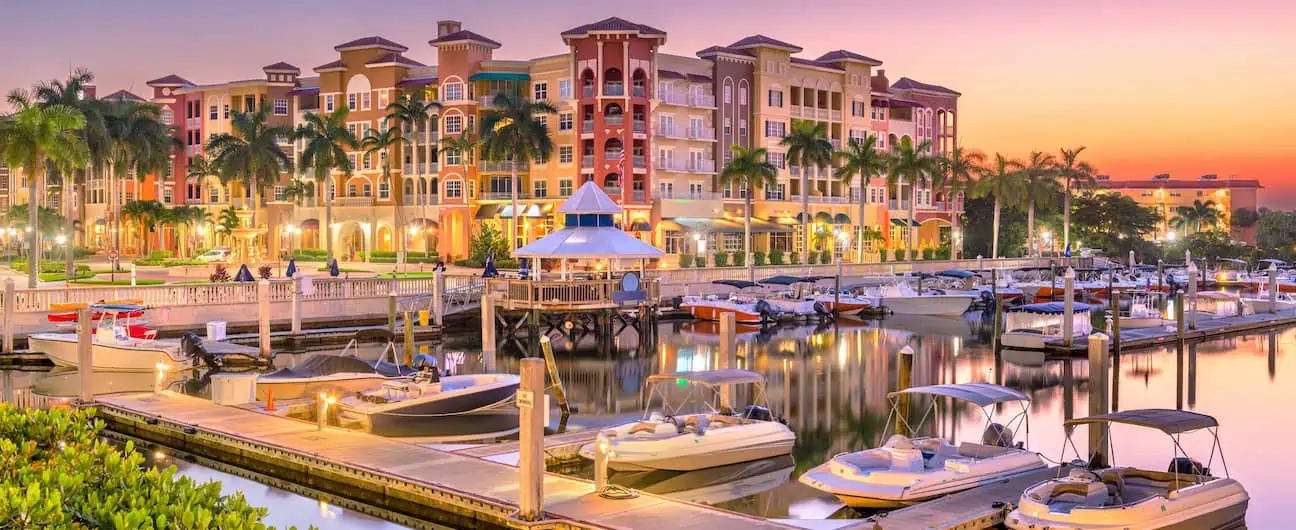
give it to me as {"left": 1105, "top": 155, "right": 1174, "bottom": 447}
{"left": 899, "top": 345, "right": 914, "bottom": 356}
{"left": 1064, "top": 267, "right": 1076, "bottom": 278}
{"left": 1088, "top": 332, "right": 1110, "bottom": 341}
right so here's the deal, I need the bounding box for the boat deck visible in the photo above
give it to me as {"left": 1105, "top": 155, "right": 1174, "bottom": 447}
{"left": 92, "top": 392, "right": 796, "bottom": 530}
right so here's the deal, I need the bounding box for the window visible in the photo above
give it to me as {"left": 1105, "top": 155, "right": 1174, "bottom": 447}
{"left": 558, "top": 79, "right": 572, "bottom": 99}
{"left": 273, "top": 98, "right": 289, "bottom": 116}
{"left": 324, "top": 95, "right": 335, "bottom": 112}
{"left": 362, "top": 153, "right": 372, "bottom": 171}
{"left": 445, "top": 149, "right": 461, "bottom": 165}
{"left": 724, "top": 118, "right": 732, "bottom": 136}
{"left": 443, "top": 83, "right": 463, "bottom": 101}
{"left": 723, "top": 234, "right": 741, "bottom": 252}
{"left": 659, "top": 182, "right": 674, "bottom": 198}
{"left": 378, "top": 91, "right": 389, "bottom": 108}
{"left": 444, "top": 115, "right": 462, "bottom": 134}
{"left": 445, "top": 180, "right": 463, "bottom": 198}
{"left": 723, "top": 85, "right": 732, "bottom": 104}
{"left": 468, "top": 180, "right": 476, "bottom": 199}
{"left": 160, "top": 108, "right": 173, "bottom": 125}
{"left": 209, "top": 104, "right": 218, "bottom": 120}
{"left": 768, "top": 90, "right": 783, "bottom": 108}
{"left": 347, "top": 93, "right": 357, "bottom": 111}
{"left": 273, "top": 185, "right": 286, "bottom": 202}
{"left": 558, "top": 113, "right": 573, "bottom": 131}
{"left": 347, "top": 123, "right": 359, "bottom": 139}
{"left": 739, "top": 119, "right": 747, "bottom": 138}
{"left": 689, "top": 182, "right": 704, "bottom": 198}
{"left": 559, "top": 179, "right": 573, "bottom": 196}
{"left": 534, "top": 181, "right": 548, "bottom": 198}
{"left": 379, "top": 179, "right": 390, "bottom": 199}
{"left": 871, "top": 106, "right": 877, "bottom": 120}
{"left": 664, "top": 231, "right": 683, "bottom": 254}
{"left": 739, "top": 88, "right": 748, "bottom": 105}
{"left": 533, "top": 82, "right": 548, "bottom": 101}
{"left": 767, "top": 152, "right": 786, "bottom": 168}
{"left": 559, "top": 145, "right": 573, "bottom": 164}
{"left": 347, "top": 183, "right": 358, "bottom": 197}
{"left": 851, "top": 101, "right": 866, "bottom": 117}
{"left": 362, "top": 92, "right": 371, "bottom": 110}
{"left": 764, "top": 120, "right": 786, "bottom": 138}
{"left": 363, "top": 182, "right": 373, "bottom": 197}
{"left": 878, "top": 107, "right": 886, "bottom": 120}
{"left": 770, "top": 232, "right": 792, "bottom": 252}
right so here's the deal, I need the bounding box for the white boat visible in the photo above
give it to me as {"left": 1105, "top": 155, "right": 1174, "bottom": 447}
{"left": 609, "top": 455, "right": 794, "bottom": 506}
{"left": 1000, "top": 302, "right": 1094, "bottom": 350}
{"left": 1243, "top": 290, "right": 1296, "bottom": 313}
{"left": 1186, "top": 291, "right": 1243, "bottom": 320}
{"left": 800, "top": 382, "right": 1046, "bottom": 508}
{"left": 337, "top": 369, "right": 520, "bottom": 436}
{"left": 759, "top": 275, "right": 830, "bottom": 318}
{"left": 1006, "top": 409, "right": 1248, "bottom": 530}
{"left": 256, "top": 342, "right": 419, "bottom": 400}
{"left": 1212, "top": 257, "right": 1253, "bottom": 286}
{"left": 30, "top": 305, "right": 191, "bottom": 372}
{"left": 579, "top": 369, "right": 795, "bottom": 471}
{"left": 1120, "top": 294, "right": 1171, "bottom": 329}
{"left": 871, "top": 282, "right": 974, "bottom": 316}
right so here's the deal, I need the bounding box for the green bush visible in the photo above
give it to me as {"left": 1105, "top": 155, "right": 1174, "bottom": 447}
{"left": 11, "top": 260, "right": 84, "bottom": 274}
{"left": 679, "top": 254, "right": 694, "bottom": 268}
{"left": 879, "top": 250, "right": 889, "bottom": 262}
{"left": 922, "top": 248, "right": 935, "bottom": 260}
{"left": 452, "top": 258, "right": 519, "bottom": 269}
{"left": 148, "top": 250, "right": 174, "bottom": 259}
{"left": 753, "top": 251, "right": 767, "bottom": 266}
{"left": 135, "top": 258, "right": 205, "bottom": 267}
{"left": 934, "top": 247, "right": 952, "bottom": 260}
{"left": 39, "top": 269, "right": 94, "bottom": 282}
{"left": 73, "top": 246, "right": 94, "bottom": 258}
{"left": 732, "top": 252, "right": 745, "bottom": 267}
{"left": 0, "top": 405, "right": 302, "bottom": 528}
{"left": 820, "top": 250, "right": 832, "bottom": 264}
{"left": 72, "top": 278, "right": 166, "bottom": 286}
{"left": 714, "top": 252, "right": 729, "bottom": 267}
{"left": 769, "top": 249, "right": 784, "bottom": 265}
{"left": 790, "top": 251, "right": 800, "bottom": 264}
{"left": 695, "top": 255, "right": 707, "bottom": 268}
{"left": 807, "top": 251, "right": 819, "bottom": 265}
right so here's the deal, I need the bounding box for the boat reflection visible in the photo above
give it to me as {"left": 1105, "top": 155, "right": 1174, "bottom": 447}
{"left": 609, "top": 455, "right": 794, "bottom": 506}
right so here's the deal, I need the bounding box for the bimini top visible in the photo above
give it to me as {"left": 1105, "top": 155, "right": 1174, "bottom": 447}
{"left": 1065, "top": 408, "right": 1218, "bottom": 434}
{"left": 647, "top": 369, "right": 766, "bottom": 386}
{"left": 1007, "top": 302, "right": 1094, "bottom": 314}
{"left": 888, "top": 382, "right": 1029, "bottom": 407}
{"left": 90, "top": 303, "right": 144, "bottom": 312}
{"left": 759, "top": 275, "right": 816, "bottom": 286}
{"left": 1216, "top": 257, "right": 1247, "bottom": 264}
{"left": 937, "top": 269, "right": 977, "bottom": 279}
{"left": 713, "top": 279, "right": 761, "bottom": 289}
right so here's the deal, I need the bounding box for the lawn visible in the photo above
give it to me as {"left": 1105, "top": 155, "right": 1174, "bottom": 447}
{"left": 71, "top": 278, "right": 166, "bottom": 286}
{"left": 375, "top": 272, "right": 439, "bottom": 279}
{"left": 316, "top": 266, "right": 371, "bottom": 273}
{"left": 39, "top": 271, "right": 95, "bottom": 282}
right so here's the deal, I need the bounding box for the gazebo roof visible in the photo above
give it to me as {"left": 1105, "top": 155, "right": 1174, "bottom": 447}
{"left": 512, "top": 226, "right": 664, "bottom": 259}
{"left": 558, "top": 181, "right": 622, "bottom": 215}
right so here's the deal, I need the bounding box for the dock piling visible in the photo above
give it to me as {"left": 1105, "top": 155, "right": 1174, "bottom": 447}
{"left": 482, "top": 295, "right": 496, "bottom": 355}
{"left": 895, "top": 345, "right": 914, "bottom": 437}
{"left": 76, "top": 307, "right": 93, "bottom": 403}
{"left": 518, "top": 358, "right": 546, "bottom": 522}
{"left": 1063, "top": 267, "right": 1076, "bottom": 347}
{"left": 539, "top": 336, "right": 570, "bottom": 423}
{"left": 432, "top": 272, "right": 445, "bottom": 325}
{"left": 402, "top": 311, "right": 414, "bottom": 363}
{"left": 719, "top": 312, "right": 737, "bottom": 411}
{"left": 1175, "top": 292, "right": 1185, "bottom": 341}
{"left": 1186, "top": 263, "right": 1198, "bottom": 330}
{"left": 1087, "top": 332, "right": 1110, "bottom": 468}
{"left": 258, "top": 279, "right": 271, "bottom": 358}
{"left": 387, "top": 292, "right": 397, "bottom": 332}
{"left": 3, "top": 278, "right": 13, "bottom": 353}
{"left": 1269, "top": 264, "right": 1279, "bottom": 314}
{"left": 290, "top": 274, "right": 303, "bottom": 335}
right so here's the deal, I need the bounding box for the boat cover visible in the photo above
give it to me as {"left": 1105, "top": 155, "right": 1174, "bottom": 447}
{"left": 1065, "top": 408, "right": 1218, "bottom": 434}
{"left": 261, "top": 354, "right": 413, "bottom": 380}
{"left": 713, "top": 280, "right": 761, "bottom": 289}
{"left": 759, "top": 275, "right": 815, "bottom": 286}
{"left": 937, "top": 269, "right": 976, "bottom": 279}
{"left": 1008, "top": 302, "right": 1094, "bottom": 314}
{"left": 888, "top": 382, "right": 1029, "bottom": 406}
{"left": 647, "top": 369, "right": 764, "bottom": 386}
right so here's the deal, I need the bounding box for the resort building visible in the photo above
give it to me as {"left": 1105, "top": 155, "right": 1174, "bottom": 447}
{"left": 1097, "top": 174, "right": 1261, "bottom": 245}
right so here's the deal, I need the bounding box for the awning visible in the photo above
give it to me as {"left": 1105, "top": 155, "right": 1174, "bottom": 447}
{"left": 667, "top": 217, "right": 791, "bottom": 234}
{"left": 469, "top": 72, "right": 530, "bottom": 81}
{"left": 475, "top": 205, "right": 502, "bottom": 220}
{"left": 512, "top": 226, "right": 664, "bottom": 259}
{"left": 659, "top": 70, "right": 686, "bottom": 80}
{"left": 890, "top": 218, "right": 916, "bottom": 227}
{"left": 687, "top": 74, "right": 713, "bottom": 83}
{"left": 834, "top": 213, "right": 851, "bottom": 224}
{"left": 501, "top": 204, "right": 547, "bottom": 218}
{"left": 1065, "top": 409, "right": 1218, "bottom": 434}
{"left": 646, "top": 369, "right": 764, "bottom": 386}
{"left": 287, "top": 86, "right": 320, "bottom": 97}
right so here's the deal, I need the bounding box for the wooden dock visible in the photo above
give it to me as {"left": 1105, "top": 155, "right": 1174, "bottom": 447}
{"left": 862, "top": 467, "right": 1059, "bottom": 530}
{"left": 1046, "top": 309, "right": 1296, "bottom": 355}
{"left": 91, "top": 392, "right": 797, "bottom": 530}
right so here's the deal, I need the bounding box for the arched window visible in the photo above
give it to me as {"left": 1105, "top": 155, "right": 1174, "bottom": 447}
{"left": 631, "top": 69, "right": 648, "bottom": 97}
{"left": 604, "top": 67, "right": 623, "bottom": 96}
{"left": 580, "top": 68, "right": 595, "bottom": 97}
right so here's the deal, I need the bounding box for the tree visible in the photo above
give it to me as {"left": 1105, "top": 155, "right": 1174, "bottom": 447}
{"left": 214, "top": 207, "right": 240, "bottom": 245}
{"left": 1170, "top": 199, "right": 1220, "bottom": 235}
{"left": 479, "top": 92, "right": 557, "bottom": 252}
{"left": 834, "top": 134, "right": 889, "bottom": 263}
{"left": 972, "top": 154, "right": 1025, "bottom": 258}
{"left": 101, "top": 100, "right": 174, "bottom": 254}
{"left": 1020, "top": 151, "right": 1060, "bottom": 255}
{"left": 934, "top": 146, "right": 984, "bottom": 259}
{"left": 120, "top": 199, "right": 167, "bottom": 255}
{"left": 1232, "top": 207, "right": 1259, "bottom": 228}
{"left": 385, "top": 94, "right": 442, "bottom": 247}
{"left": 962, "top": 196, "right": 1029, "bottom": 259}
{"left": 4, "top": 205, "right": 65, "bottom": 236}
{"left": 1056, "top": 146, "right": 1097, "bottom": 251}
{"left": 164, "top": 204, "right": 207, "bottom": 258}
{"left": 780, "top": 120, "right": 833, "bottom": 267}
{"left": 281, "top": 179, "right": 314, "bottom": 205}
{"left": 887, "top": 137, "right": 939, "bottom": 261}
{"left": 360, "top": 126, "right": 403, "bottom": 256}
{"left": 0, "top": 94, "right": 89, "bottom": 287}
{"left": 719, "top": 145, "right": 777, "bottom": 280}
{"left": 207, "top": 103, "right": 293, "bottom": 236}
{"left": 1069, "top": 192, "right": 1162, "bottom": 258}
{"left": 295, "top": 108, "right": 356, "bottom": 263}
{"left": 1256, "top": 210, "right": 1296, "bottom": 261}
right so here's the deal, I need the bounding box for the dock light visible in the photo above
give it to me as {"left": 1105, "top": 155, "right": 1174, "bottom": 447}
{"left": 24, "top": 226, "right": 31, "bottom": 233}
{"left": 153, "top": 450, "right": 166, "bottom": 461}
{"left": 317, "top": 393, "right": 336, "bottom": 431}
{"left": 154, "top": 363, "right": 171, "bottom": 394}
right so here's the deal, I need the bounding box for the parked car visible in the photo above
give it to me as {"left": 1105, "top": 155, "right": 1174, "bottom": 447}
{"left": 196, "top": 248, "right": 231, "bottom": 263}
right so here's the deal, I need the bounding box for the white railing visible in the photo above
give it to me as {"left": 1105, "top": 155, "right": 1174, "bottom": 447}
{"left": 334, "top": 197, "right": 374, "bottom": 207}
{"left": 688, "top": 127, "right": 716, "bottom": 140}
{"left": 790, "top": 106, "right": 803, "bottom": 118}
{"left": 649, "top": 257, "right": 1051, "bottom": 295}
{"left": 661, "top": 93, "right": 688, "bottom": 106}
{"left": 690, "top": 94, "right": 716, "bottom": 108}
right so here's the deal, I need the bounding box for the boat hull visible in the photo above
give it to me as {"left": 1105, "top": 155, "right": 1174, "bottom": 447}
{"left": 256, "top": 375, "right": 394, "bottom": 401}
{"left": 1120, "top": 317, "right": 1172, "bottom": 329}
{"left": 680, "top": 302, "right": 765, "bottom": 324}
{"left": 877, "top": 295, "right": 973, "bottom": 316}
{"left": 579, "top": 419, "right": 795, "bottom": 472}
{"left": 1007, "top": 477, "right": 1248, "bottom": 530}
{"left": 800, "top": 448, "right": 1047, "bottom": 509}
{"left": 30, "top": 333, "right": 188, "bottom": 372}
{"left": 341, "top": 377, "right": 521, "bottom": 437}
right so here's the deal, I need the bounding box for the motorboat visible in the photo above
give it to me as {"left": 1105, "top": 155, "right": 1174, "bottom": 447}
{"left": 1001, "top": 302, "right": 1094, "bottom": 350}
{"left": 29, "top": 304, "right": 190, "bottom": 371}
{"left": 1243, "top": 287, "right": 1296, "bottom": 313}
{"left": 1211, "top": 258, "right": 1253, "bottom": 286}
{"left": 256, "top": 342, "right": 420, "bottom": 400}
{"left": 935, "top": 269, "right": 1024, "bottom": 304}
{"left": 800, "top": 382, "right": 1046, "bottom": 508}
{"left": 808, "top": 289, "right": 874, "bottom": 315}
{"left": 1119, "top": 293, "right": 1171, "bottom": 329}
{"left": 1006, "top": 409, "right": 1248, "bottom": 529}
{"left": 609, "top": 455, "right": 794, "bottom": 506}
{"left": 680, "top": 280, "right": 773, "bottom": 325}
{"left": 32, "top": 366, "right": 188, "bottom": 398}
{"left": 336, "top": 368, "right": 520, "bottom": 436}
{"left": 870, "top": 281, "right": 974, "bottom": 316}
{"left": 579, "top": 369, "right": 795, "bottom": 471}
{"left": 758, "top": 276, "right": 831, "bottom": 318}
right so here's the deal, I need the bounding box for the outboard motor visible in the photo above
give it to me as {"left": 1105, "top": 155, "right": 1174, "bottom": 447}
{"left": 813, "top": 301, "right": 832, "bottom": 317}
{"left": 755, "top": 300, "right": 775, "bottom": 321}
{"left": 982, "top": 422, "right": 1016, "bottom": 448}
{"left": 741, "top": 405, "right": 776, "bottom": 422}
{"left": 1168, "top": 457, "right": 1208, "bottom": 476}
{"left": 411, "top": 353, "right": 438, "bottom": 371}
{"left": 181, "top": 332, "right": 221, "bottom": 368}
{"left": 979, "top": 290, "right": 996, "bottom": 308}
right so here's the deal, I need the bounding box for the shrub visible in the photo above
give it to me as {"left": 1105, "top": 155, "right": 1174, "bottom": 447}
{"left": 11, "top": 260, "right": 87, "bottom": 274}
{"left": 935, "top": 247, "right": 951, "bottom": 260}
{"left": 769, "top": 249, "right": 784, "bottom": 265}
{"left": 923, "top": 248, "right": 935, "bottom": 260}
{"left": 73, "top": 246, "right": 94, "bottom": 258}
{"left": 807, "top": 251, "right": 819, "bottom": 265}
{"left": 258, "top": 264, "right": 273, "bottom": 279}
{"left": 679, "top": 254, "right": 694, "bottom": 268}
{"left": 821, "top": 250, "right": 832, "bottom": 264}
{"left": 753, "top": 251, "right": 767, "bottom": 266}
{"left": 879, "top": 250, "right": 889, "bottom": 262}
{"left": 732, "top": 252, "right": 745, "bottom": 267}
{"left": 70, "top": 278, "right": 166, "bottom": 286}
{"left": 790, "top": 251, "right": 800, "bottom": 265}
{"left": 148, "top": 250, "right": 174, "bottom": 259}
{"left": 452, "top": 258, "right": 519, "bottom": 269}
{"left": 210, "top": 264, "right": 230, "bottom": 283}
{"left": 714, "top": 252, "right": 729, "bottom": 267}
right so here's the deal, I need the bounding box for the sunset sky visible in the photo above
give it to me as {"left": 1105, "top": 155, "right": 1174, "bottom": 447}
{"left": 2, "top": 0, "right": 1293, "bottom": 205}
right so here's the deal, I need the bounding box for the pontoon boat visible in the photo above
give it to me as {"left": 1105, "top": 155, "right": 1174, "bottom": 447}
{"left": 1000, "top": 302, "right": 1093, "bottom": 350}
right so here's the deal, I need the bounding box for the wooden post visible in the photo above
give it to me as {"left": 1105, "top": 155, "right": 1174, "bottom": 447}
{"left": 1087, "top": 332, "right": 1110, "bottom": 468}
{"left": 1186, "top": 264, "right": 1198, "bottom": 330}
{"left": 991, "top": 269, "right": 1003, "bottom": 351}
{"left": 2, "top": 278, "right": 13, "bottom": 354}
{"left": 1175, "top": 292, "right": 1185, "bottom": 341}
{"left": 257, "top": 279, "right": 271, "bottom": 359}
{"left": 719, "top": 312, "right": 737, "bottom": 411}
{"left": 1110, "top": 282, "right": 1122, "bottom": 355}
{"left": 482, "top": 295, "right": 496, "bottom": 355}
{"left": 432, "top": 272, "right": 445, "bottom": 325}
{"left": 1269, "top": 264, "right": 1279, "bottom": 314}
{"left": 402, "top": 311, "right": 414, "bottom": 364}
{"left": 291, "top": 274, "right": 303, "bottom": 335}
{"left": 387, "top": 291, "right": 398, "bottom": 332}
{"left": 517, "top": 358, "right": 546, "bottom": 522}
{"left": 77, "top": 307, "right": 93, "bottom": 403}
{"left": 895, "top": 345, "right": 914, "bottom": 437}
{"left": 1063, "top": 267, "right": 1076, "bottom": 347}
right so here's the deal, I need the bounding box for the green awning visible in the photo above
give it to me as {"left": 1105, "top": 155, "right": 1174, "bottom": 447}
{"left": 469, "top": 72, "right": 530, "bottom": 81}
{"left": 890, "top": 218, "right": 916, "bottom": 227}
{"left": 834, "top": 213, "right": 851, "bottom": 224}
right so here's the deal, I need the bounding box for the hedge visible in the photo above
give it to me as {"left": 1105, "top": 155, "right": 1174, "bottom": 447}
{"left": 753, "top": 251, "right": 767, "bottom": 266}
{"left": 769, "top": 250, "right": 785, "bottom": 265}
{"left": 454, "top": 258, "right": 520, "bottom": 269}
{"left": 10, "top": 261, "right": 90, "bottom": 274}
{"left": 714, "top": 252, "right": 729, "bottom": 267}
{"left": 71, "top": 279, "right": 166, "bottom": 286}
{"left": 39, "top": 269, "right": 94, "bottom": 282}
{"left": 679, "top": 254, "right": 694, "bottom": 268}
{"left": 135, "top": 258, "right": 205, "bottom": 267}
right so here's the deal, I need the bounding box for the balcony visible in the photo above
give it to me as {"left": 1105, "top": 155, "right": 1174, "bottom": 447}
{"left": 790, "top": 106, "right": 803, "bottom": 118}
{"left": 604, "top": 186, "right": 623, "bottom": 197}
{"left": 403, "top": 162, "right": 437, "bottom": 175}
{"left": 689, "top": 159, "right": 717, "bottom": 173}
{"left": 632, "top": 120, "right": 646, "bottom": 134}
{"left": 632, "top": 155, "right": 646, "bottom": 168}
{"left": 582, "top": 154, "right": 594, "bottom": 167}
{"left": 687, "top": 127, "right": 716, "bottom": 141}
{"left": 830, "top": 139, "right": 842, "bottom": 149}
{"left": 632, "top": 190, "right": 645, "bottom": 202}
{"left": 604, "top": 150, "right": 624, "bottom": 161}
{"left": 427, "top": 194, "right": 439, "bottom": 205}
{"left": 187, "top": 145, "right": 201, "bottom": 156}
{"left": 632, "top": 86, "right": 647, "bottom": 98}
{"left": 481, "top": 191, "right": 526, "bottom": 201}
{"left": 605, "top": 114, "right": 624, "bottom": 126}
{"left": 582, "top": 85, "right": 595, "bottom": 97}
{"left": 658, "top": 125, "right": 684, "bottom": 139}
{"left": 334, "top": 197, "right": 374, "bottom": 207}
{"left": 604, "top": 83, "right": 625, "bottom": 96}
{"left": 764, "top": 191, "right": 785, "bottom": 201}
{"left": 661, "top": 92, "right": 688, "bottom": 106}
{"left": 690, "top": 94, "right": 716, "bottom": 108}
{"left": 830, "top": 110, "right": 842, "bottom": 121}
{"left": 186, "top": 117, "right": 200, "bottom": 129}
{"left": 480, "top": 160, "right": 529, "bottom": 173}
{"left": 942, "top": 125, "right": 956, "bottom": 137}
{"left": 582, "top": 119, "right": 594, "bottom": 131}
{"left": 889, "top": 200, "right": 912, "bottom": 210}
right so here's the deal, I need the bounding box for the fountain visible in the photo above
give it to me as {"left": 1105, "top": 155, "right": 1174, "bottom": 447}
{"left": 228, "top": 209, "right": 268, "bottom": 263}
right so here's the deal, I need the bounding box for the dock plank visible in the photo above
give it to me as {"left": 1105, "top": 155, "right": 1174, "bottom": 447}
{"left": 859, "top": 467, "right": 1058, "bottom": 530}
{"left": 95, "top": 392, "right": 798, "bottom": 530}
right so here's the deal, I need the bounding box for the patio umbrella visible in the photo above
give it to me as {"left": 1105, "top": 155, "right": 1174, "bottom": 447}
{"left": 285, "top": 259, "right": 297, "bottom": 278}
{"left": 328, "top": 259, "right": 340, "bottom": 277}
{"left": 482, "top": 254, "right": 498, "bottom": 278}
{"left": 518, "top": 258, "right": 530, "bottom": 279}
{"left": 234, "top": 264, "right": 254, "bottom": 282}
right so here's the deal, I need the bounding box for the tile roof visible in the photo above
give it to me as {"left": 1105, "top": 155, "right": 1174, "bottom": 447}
{"left": 145, "top": 74, "right": 193, "bottom": 87}
{"left": 334, "top": 36, "right": 408, "bottom": 53}
{"left": 891, "top": 76, "right": 961, "bottom": 96}
{"left": 728, "top": 34, "right": 802, "bottom": 52}
{"left": 262, "top": 62, "right": 300, "bottom": 73}
{"left": 815, "top": 49, "right": 883, "bottom": 66}
{"left": 561, "top": 17, "right": 666, "bottom": 38}
{"left": 367, "top": 53, "right": 426, "bottom": 68}
{"left": 658, "top": 70, "right": 686, "bottom": 80}
{"left": 395, "top": 76, "right": 439, "bottom": 88}
{"left": 790, "top": 57, "right": 842, "bottom": 71}
{"left": 102, "top": 90, "right": 145, "bottom": 102}
{"left": 695, "top": 45, "right": 754, "bottom": 59}
{"left": 1100, "top": 179, "right": 1262, "bottom": 190}
{"left": 686, "top": 73, "right": 712, "bottom": 83}
{"left": 427, "top": 30, "right": 501, "bottom": 49}
{"left": 313, "top": 60, "right": 347, "bottom": 72}
{"left": 286, "top": 86, "right": 320, "bottom": 97}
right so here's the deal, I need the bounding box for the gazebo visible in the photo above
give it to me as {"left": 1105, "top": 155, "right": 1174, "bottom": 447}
{"left": 513, "top": 181, "right": 663, "bottom": 278}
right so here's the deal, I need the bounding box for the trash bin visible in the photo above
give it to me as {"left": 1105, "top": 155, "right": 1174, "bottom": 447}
{"left": 210, "top": 373, "right": 259, "bottom": 405}
{"left": 207, "top": 320, "right": 227, "bottom": 341}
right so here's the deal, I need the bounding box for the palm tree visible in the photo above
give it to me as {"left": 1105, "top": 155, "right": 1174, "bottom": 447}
{"left": 361, "top": 126, "right": 404, "bottom": 256}
{"left": 834, "top": 134, "right": 888, "bottom": 263}
{"left": 1171, "top": 200, "right": 1220, "bottom": 235}
{"left": 1056, "top": 146, "right": 1097, "bottom": 252}
{"left": 385, "top": 95, "right": 442, "bottom": 243}
{"left": 933, "top": 146, "right": 984, "bottom": 259}
{"left": 166, "top": 205, "right": 209, "bottom": 258}
{"left": 206, "top": 103, "right": 293, "bottom": 233}
{"left": 1020, "top": 151, "right": 1059, "bottom": 256}
{"left": 719, "top": 145, "right": 778, "bottom": 281}
{"left": 102, "top": 100, "right": 175, "bottom": 254}
{"left": 780, "top": 120, "right": 834, "bottom": 267}
{"left": 214, "top": 207, "right": 240, "bottom": 246}
{"left": 295, "top": 108, "right": 357, "bottom": 263}
{"left": 479, "top": 93, "right": 557, "bottom": 252}
{"left": 972, "top": 154, "right": 1025, "bottom": 258}
{"left": 281, "top": 179, "right": 314, "bottom": 205}
{"left": 438, "top": 131, "right": 479, "bottom": 167}
{"left": 120, "top": 199, "right": 167, "bottom": 255}
{"left": 887, "top": 137, "right": 939, "bottom": 261}
{"left": 1, "top": 93, "right": 89, "bottom": 287}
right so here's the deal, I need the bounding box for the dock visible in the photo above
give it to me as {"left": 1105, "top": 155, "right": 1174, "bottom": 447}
{"left": 91, "top": 392, "right": 797, "bottom": 530}
{"left": 864, "top": 467, "right": 1059, "bottom": 530}
{"left": 1046, "top": 309, "right": 1296, "bottom": 355}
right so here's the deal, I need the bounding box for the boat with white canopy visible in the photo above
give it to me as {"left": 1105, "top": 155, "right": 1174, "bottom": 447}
{"left": 1213, "top": 257, "right": 1253, "bottom": 286}
{"left": 1001, "top": 302, "right": 1093, "bottom": 350}
{"left": 578, "top": 369, "right": 794, "bottom": 471}
{"left": 800, "top": 382, "right": 1045, "bottom": 508}
{"left": 1120, "top": 293, "right": 1172, "bottom": 329}
{"left": 1007, "top": 409, "right": 1248, "bottom": 530}
{"left": 868, "top": 280, "right": 975, "bottom": 316}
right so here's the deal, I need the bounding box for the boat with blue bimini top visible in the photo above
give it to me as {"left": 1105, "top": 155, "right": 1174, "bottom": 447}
{"left": 1007, "top": 409, "right": 1249, "bottom": 530}
{"left": 800, "top": 382, "right": 1046, "bottom": 508}
{"left": 1000, "top": 302, "right": 1094, "bottom": 350}
{"left": 680, "top": 280, "right": 776, "bottom": 324}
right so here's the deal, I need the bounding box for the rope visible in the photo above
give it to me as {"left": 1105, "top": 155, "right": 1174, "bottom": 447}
{"left": 597, "top": 484, "right": 639, "bottom": 500}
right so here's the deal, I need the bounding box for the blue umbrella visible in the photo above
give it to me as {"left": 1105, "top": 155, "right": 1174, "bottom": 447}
{"left": 482, "top": 254, "right": 498, "bottom": 278}
{"left": 328, "top": 259, "right": 341, "bottom": 277}
{"left": 285, "top": 259, "right": 297, "bottom": 278}
{"left": 1064, "top": 243, "right": 1072, "bottom": 258}
{"left": 234, "top": 264, "right": 254, "bottom": 282}
{"left": 518, "top": 258, "right": 529, "bottom": 279}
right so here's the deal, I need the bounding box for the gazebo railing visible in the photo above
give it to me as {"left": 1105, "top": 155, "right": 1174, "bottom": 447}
{"left": 485, "top": 278, "right": 658, "bottom": 309}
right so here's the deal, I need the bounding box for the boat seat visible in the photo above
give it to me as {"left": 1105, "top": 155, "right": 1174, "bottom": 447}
{"left": 830, "top": 451, "right": 891, "bottom": 477}
{"left": 1046, "top": 480, "right": 1110, "bottom": 513}
{"left": 707, "top": 414, "right": 744, "bottom": 427}
{"left": 956, "top": 442, "right": 1014, "bottom": 459}
{"left": 627, "top": 421, "right": 662, "bottom": 435}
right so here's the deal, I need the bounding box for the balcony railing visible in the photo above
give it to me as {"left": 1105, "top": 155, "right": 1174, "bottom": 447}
{"left": 764, "top": 191, "right": 785, "bottom": 201}
{"left": 690, "top": 159, "right": 716, "bottom": 173}
{"left": 334, "top": 197, "right": 374, "bottom": 207}
{"left": 186, "top": 117, "right": 200, "bottom": 129}
{"left": 403, "top": 162, "right": 437, "bottom": 175}
{"left": 632, "top": 86, "right": 646, "bottom": 98}
{"left": 582, "top": 119, "right": 594, "bottom": 131}
{"left": 604, "top": 186, "right": 623, "bottom": 197}
{"left": 604, "top": 84, "right": 625, "bottom": 96}
{"left": 605, "top": 114, "right": 624, "bottom": 126}
{"left": 830, "top": 110, "right": 842, "bottom": 121}
{"left": 604, "top": 150, "right": 624, "bottom": 161}
{"left": 480, "top": 161, "right": 529, "bottom": 172}
{"left": 816, "top": 108, "right": 830, "bottom": 120}
{"left": 889, "top": 200, "right": 912, "bottom": 210}
{"left": 632, "top": 155, "right": 646, "bottom": 168}
{"left": 582, "top": 154, "right": 594, "bottom": 166}
{"left": 661, "top": 92, "right": 688, "bottom": 106}
{"left": 688, "top": 127, "right": 716, "bottom": 140}
{"left": 658, "top": 125, "right": 683, "bottom": 139}
{"left": 789, "top": 194, "right": 849, "bottom": 204}
{"left": 582, "top": 85, "right": 595, "bottom": 98}
{"left": 633, "top": 120, "right": 646, "bottom": 133}
{"left": 790, "top": 106, "right": 803, "bottom": 118}
{"left": 481, "top": 191, "right": 524, "bottom": 201}
{"left": 632, "top": 190, "right": 645, "bottom": 202}
{"left": 830, "top": 139, "right": 842, "bottom": 149}
{"left": 690, "top": 94, "right": 716, "bottom": 108}
{"left": 427, "top": 194, "right": 439, "bottom": 205}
